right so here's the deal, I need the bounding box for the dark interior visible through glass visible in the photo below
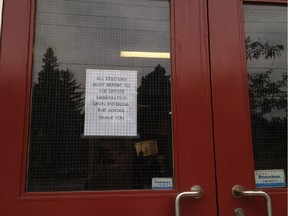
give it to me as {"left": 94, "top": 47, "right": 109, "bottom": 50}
{"left": 27, "top": 0, "right": 173, "bottom": 192}
{"left": 243, "top": 4, "right": 287, "bottom": 187}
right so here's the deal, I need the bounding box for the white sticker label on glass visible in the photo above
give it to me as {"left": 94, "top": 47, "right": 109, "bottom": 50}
{"left": 152, "top": 177, "right": 173, "bottom": 190}
{"left": 84, "top": 69, "right": 137, "bottom": 136}
{"left": 255, "top": 169, "right": 286, "bottom": 188}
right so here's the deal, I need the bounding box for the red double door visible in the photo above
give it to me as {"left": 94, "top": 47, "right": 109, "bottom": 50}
{"left": 0, "top": 0, "right": 286, "bottom": 215}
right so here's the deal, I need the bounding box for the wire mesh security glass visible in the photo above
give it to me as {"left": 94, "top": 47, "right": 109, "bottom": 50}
{"left": 243, "top": 4, "right": 287, "bottom": 188}
{"left": 27, "top": 0, "right": 173, "bottom": 191}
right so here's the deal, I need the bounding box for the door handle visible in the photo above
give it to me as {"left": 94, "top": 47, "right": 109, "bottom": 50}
{"left": 232, "top": 185, "right": 272, "bottom": 216}
{"left": 175, "top": 185, "right": 203, "bottom": 216}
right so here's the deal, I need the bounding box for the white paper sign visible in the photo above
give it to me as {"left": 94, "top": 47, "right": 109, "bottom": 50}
{"left": 84, "top": 69, "right": 137, "bottom": 136}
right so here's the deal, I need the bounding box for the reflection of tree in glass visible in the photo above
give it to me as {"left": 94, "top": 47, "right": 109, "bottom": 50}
{"left": 28, "top": 48, "right": 86, "bottom": 190}
{"left": 246, "top": 37, "right": 287, "bottom": 170}
{"left": 246, "top": 37, "right": 287, "bottom": 122}
{"left": 137, "top": 64, "right": 171, "bottom": 135}
{"left": 246, "top": 36, "right": 284, "bottom": 61}
{"left": 136, "top": 64, "right": 173, "bottom": 182}
{"left": 248, "top": 69, "right": 287, "bottom": 121}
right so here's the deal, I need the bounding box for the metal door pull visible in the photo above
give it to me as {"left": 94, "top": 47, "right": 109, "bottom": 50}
{"left": 175, "top": 185, "right": 203, "bottom": 216}
{"left": 235, "top": 208, "right": 245, "bottom": 216}
{"left": 232, "top": 185, "right": 272, "bottom": 216}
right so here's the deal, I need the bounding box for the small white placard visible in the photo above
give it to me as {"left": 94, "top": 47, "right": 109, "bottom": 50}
{"left": 152, "top": 177, "right": 173, "bottom": 190}
{"left": 84, "top": 69, "right": 137, "bottom": 136}
{"left": 255, "top": 169, "right": 286, "bottom": 188}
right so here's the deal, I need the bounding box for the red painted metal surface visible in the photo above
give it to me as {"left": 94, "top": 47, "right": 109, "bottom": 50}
{"left": 2, "top": 0, "right": 285, "bottom": 214}
{"left": 208, "top": 0, "right": 287, "bottom": 215}
{"left": 173, "top": 0, "right": 218, "bottom": 215}
{"left": 0, "top": 0, "right": 217, "bottom": 215}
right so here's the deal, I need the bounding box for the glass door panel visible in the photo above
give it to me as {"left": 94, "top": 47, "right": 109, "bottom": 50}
{"left": 243, "top": 3, "right": 287, "bottom": 188}
{"left": 27, "top": 0, "right": 173, "bottom": 192}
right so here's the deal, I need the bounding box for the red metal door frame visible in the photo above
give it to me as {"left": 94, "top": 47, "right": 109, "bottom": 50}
{"left": 208, "top": 0, "right": 287, "bottom": 215}
{"left": 2, "top": 0, "right": 286, "bottom": 215}
{"left": 0, "top": 0, "right": 217, "bottom": 215}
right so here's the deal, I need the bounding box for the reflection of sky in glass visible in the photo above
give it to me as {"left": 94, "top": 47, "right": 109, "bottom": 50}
{"left": 32, "top": 0, "right": 171, "bottom": 87}
{"left": 244, "top": 4, "right": 287, "bottom": 120}
{"left": 244, "top": 5, "right": 287, "bottom": 68}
